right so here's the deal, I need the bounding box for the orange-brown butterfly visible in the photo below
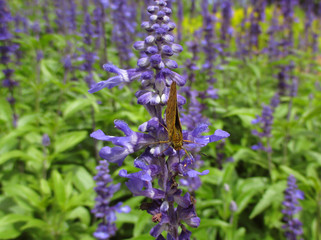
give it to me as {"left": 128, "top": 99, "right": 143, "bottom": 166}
{"left": 165, "top": 81, "right": 184, "bottom": 151}
{"left": 162, "top": 81, "right": 193, "bottom": 161}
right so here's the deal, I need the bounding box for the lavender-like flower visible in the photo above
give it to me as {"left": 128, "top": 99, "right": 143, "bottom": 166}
{"left": 89, "top": 1, "right": 230, "bottom": 239}
{"left": 92, "top": 160, "right": 130, "bottom": 240}
{"left": 201, "top": 0, "right": 220, "bottom": 84}
{"left": 54, "top": 0, "right": 67, "bottom": 34}
{"left": 66, "top": 0, "right": 77, "bottom": 34}
{"left": 220, "top": 0, "right": 233, "bottom": 48}
{"left": 42, "top": 0, "right": 53, "bottom": 34}
{"left": 251, "top": 93, "right": 280, "bottom": 152}
{"left": 42, "top": 134, "right": 51, "bottom": 147}
{"left": 280, "top": 0, "right": 298, "bottom": 55}
{"left": 176, "top": 0, "right": 183, "bottom": 42}
{"left": 282, "top": 175, "right": 304, "bottom": 240}
{"left": 266, "top": 5, "right": 280, "bottom": 59}
{"left": 79, "top": 12, "right": 99, "bottom": 87}
{"left": 248, "top": 0, "right": 265, "bottom": 52}
{"left": 1, "top": 0, "right": 19, "bottom": 127}
{"left": 110, "top": 0, "right": 136, "bottom": 68}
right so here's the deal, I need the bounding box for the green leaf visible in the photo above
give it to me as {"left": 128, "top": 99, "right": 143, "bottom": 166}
{"left": 73, "top": 167, "right": 95, "bottom": 192}
{"left": 202, "top": 167, "right": 223, "bottom": 185}
{"left": 299, "top": 105, "right": 321, "bottom": 123}
{"left": 0, "top": 223, "right": 20, "bottom": 239}
{"left": 198, "top": 219, "right": 230, "bottom": 229}
{"left": 21, "top": 219, "right": 50, "bottom": 231}
{"left": 279, "top": 165, "right": 310, "bottom": 186}
{"left": 249, "top": 181, "right": 286, "bottom": 219}
{"left": 233, "top": 148, "right": 268, "bottom": 169}
{"left": 54, "top": 131, "right": 87, "bottom": 154}
{"left": 197, "top": 199, "right": 223, "bottom": 210}
{"left": 51, "top": 170, "right": 67, "bottom": 209}
{"left": 63, "top": 99, "right": 92, "bottom": 119}
{"left": 247, "top": 62, "right": 261, "bottom": 79}
{"left": 133, "top": 211, "right": 151, "bottom": 237}
{"left": 0, "top": 214, "right": 30, "bottom": 239}
{"left": 3, "top": 184, "right": 41, "bottom": 210}
{"left": 235, "top": 227, "right": 246, "bottom": 240}
{"left": 117, "top": 212, "right": 139, "bottom": 224}
{"left": 66, "top": 206, "right": 91, "bottom": 226}
{"left": 0, "top": 150, "right": 36, "bottom": 165}
{"left": 222, "top": 163, "right": 235, "bottom": 183}
{"left": 40, "top": 179, "right": 51, "bottom": 196}
{"left": 0, "top": 214, "right": 30, "bottom": 224}
{"left": 236, "top": 190, "right": 258, "bottom": 215}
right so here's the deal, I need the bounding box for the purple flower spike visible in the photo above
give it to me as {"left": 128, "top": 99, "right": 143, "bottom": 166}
{"left": 282, "top": 175, "right": 304, "bottom": 240}
{"left": 90, "top": 1, "right": 230, "bottom": 239}
{"left": 92, "top": 161, "right": 130, "bottom": 240}
{"left": 251, "top": 93, "right": 279, "bottom": 152}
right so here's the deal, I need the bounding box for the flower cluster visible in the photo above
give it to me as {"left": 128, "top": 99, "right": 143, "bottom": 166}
{"left": 79, "top": 12, "right": 99, "bottom": 87}
{"left": 251, "top": 93, "right": 279, "bottom": 152}
{"left": 282, "top": 175, "right": 304, "bottom": 240}
{"left": 89, "top": 0, "right": 230, "bottom": 238}
{"left": 92, "top": 160, "right": 130, "bottom": 240}
{"left": 111, "top": 0, "right": 136, "bottom": 68}
{"left": 1, "top": 0, "right": 19, "bottom": 127}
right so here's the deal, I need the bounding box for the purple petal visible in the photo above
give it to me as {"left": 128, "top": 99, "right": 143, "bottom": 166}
{"left": 209, "top": 129, "right": 230, "bottom": 142}
{"left": 186, "top": 169, "right": 209, "bottom": 178}
{"left": 174, "top": 192, "right": 191, "bottom": 208}
{"left": 114, "top": 120, "right": 133, "bottom": 136}
{"left": 88, "top": 76, "right": 122, "bottom": 93}
{"left": 137, "top": 91, "right": 153, "bottom": 105}
{"left": 119, "top": 169, "right": 152, "bottom": 181}
{"left": 150, "top": 223, "right": 166, "bottom": 238}
{"left": 99, "top": 146, "right": 128, "bottom": 166}
{"left": 117, "top": 205, "right": 131, "bottom": 213}
{"left": 185, "top": 217, "right": 200, "bottom": 228}
{"left": 90, "top": 129, "right": 112, "bottom": 141}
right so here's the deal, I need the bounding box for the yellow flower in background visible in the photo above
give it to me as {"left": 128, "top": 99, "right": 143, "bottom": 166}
{"left": 182, "top": 15, "right": 203, "bottom": 34}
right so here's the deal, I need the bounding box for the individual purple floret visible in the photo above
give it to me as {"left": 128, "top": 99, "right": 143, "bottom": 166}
{"left": 89, "top": 1, "right": 230, "bottom": 238}
{"left": 92, "top": 160, "right": 130, "bottom": 240}
{"left": 282, "top": 175, "right": 304, "bottom": 240}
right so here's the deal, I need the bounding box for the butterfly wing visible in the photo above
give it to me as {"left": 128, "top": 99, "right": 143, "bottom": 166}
{"left": 166, "top": 82, "right": 178, "bottom": 141}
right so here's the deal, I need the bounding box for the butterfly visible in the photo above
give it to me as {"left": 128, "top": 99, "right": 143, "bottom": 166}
{"left": 162, "top": 82, "right": 194, "bottom": 163}
{"left": 165, "top": 81, "right": 184, "bottom": 151}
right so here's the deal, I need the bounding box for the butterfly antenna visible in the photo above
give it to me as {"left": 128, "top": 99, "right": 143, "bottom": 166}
{"left": 182, "top": 146, "right": 194, "bottom": 167}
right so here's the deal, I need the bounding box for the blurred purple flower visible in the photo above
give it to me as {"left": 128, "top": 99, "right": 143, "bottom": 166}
{"left": 92, "top": 160, "right": 130, "bottom": 240}
{"left": 42, "top": 134, "right": 51, "bottom": 147}
{"left": 282, "top": 175, "right": 304, "bottom": 240}
{"left": 251, "top": 93, "right": 279, "bottom": 152}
